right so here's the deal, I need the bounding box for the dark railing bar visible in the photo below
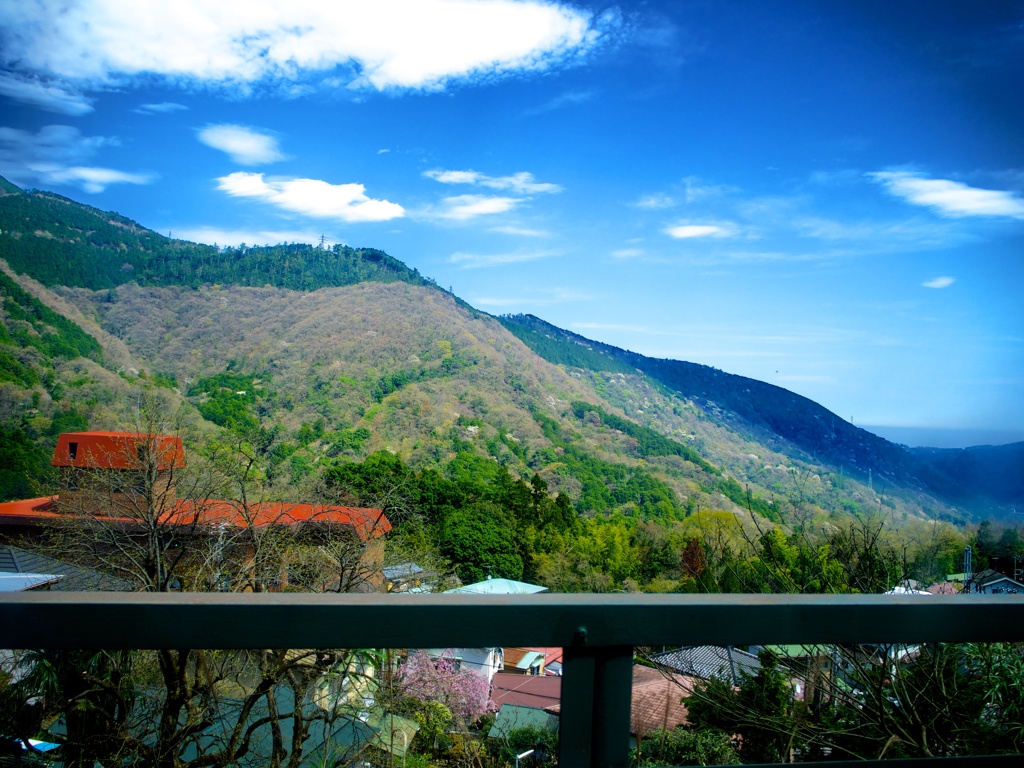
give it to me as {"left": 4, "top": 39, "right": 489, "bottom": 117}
{"left": 3, "top": 592, "right": 1022, "bottom": 650}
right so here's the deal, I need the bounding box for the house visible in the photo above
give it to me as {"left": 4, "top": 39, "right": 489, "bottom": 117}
{"left": 501, "top": 647, "right": 548, "bottom": 676}
{"left": 970, "top": 568, "right": 1024, "bottom": 595}
{"left": 491, "top": 672, "right": 562, "bottom": 713}
{"left": 0, "top": 432, "right": 391, "bottom": 592}
{"left": 651, "top": 645, "right": 761, "bottom": 685}
{"left": 434, "top": 577, "right": 549, "bottom": 683}
{"left": 446, "top": 576, "right": 548, "bottom": 594}
{"left": 50, "top": 431, "right": 185, "bottom": 516}
{"left": 630, "top": 665, "right": 696, "bottom": 743}
{"left": 487, "top": 704, "right": 559, "bottom": 740}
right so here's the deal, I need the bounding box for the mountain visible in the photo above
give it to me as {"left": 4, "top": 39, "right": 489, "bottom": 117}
{"left": 0, "top": 179, "right": 428, "bottom": 291}
{"left": 0, "top": 175, "right": 1019, "bottom": 526}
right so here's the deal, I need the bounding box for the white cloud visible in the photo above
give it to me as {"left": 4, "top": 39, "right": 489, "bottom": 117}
{"left": 449, "top": 248, "right": 559, "bottom": 268}
{"left": 664, "top": 223, "right": 733, "bottom": 239}
{"left": 198, "top": 124, "right": 285, "bottom": 165}
{"left": 434, "top": 194, "right": 521, "bottom": 220}
{"left": 634, "top": 193, "right": 676, "bottom": 209}
{"left": 0, "top": 124, "right": 151, "bottom": 192}
{"left": 871, "top": 171, "right": 1024, "bottom": 219}
{"left": 135, "top": 102, "right": 188, "bottom": 114}
{"left": 424, "top": 168, "right": 561, "bottom": 194}
{"left": 173, "top": 227, "right": 341, "bottom": 248}
{"left": 611, "top": 248, "right": 644, "bottom": 258}
{"left": 30, "top": 165, "right": 153, "bottom": 193}
{"left": 0, "top": 72, "right": 93, "bottom": 114}
{"left": 922, "top": 276, "right": 955, "bottom": 289}
{"left": 0, "top": 0, "right": 605, "bottom": 95}
{"left": 490, "top": 225, "right": 549, "bottom": 237}
{"left": 216, "top": 172, "right": 404, "bottom": 222}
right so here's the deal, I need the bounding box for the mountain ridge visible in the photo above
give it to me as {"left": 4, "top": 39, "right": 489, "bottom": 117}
{"left": 0, "top": 175, "right": 1019, "bottom": 521}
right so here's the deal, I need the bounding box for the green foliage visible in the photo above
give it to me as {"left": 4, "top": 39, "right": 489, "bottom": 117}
{"left": 0, "top": 427, "right": 55, "bottom": 501}
{"left": 498, "top": 314, "right": 634, "bottom": 373}
{"left": 572, "top": 400, "right": 716, "bottom": 471}
{"left": 686, "top": 649, "right": 803, "bottom": 764}
{"left": 438, "top": 501, "right": 524, "bottom": 583}
{"left": 0, "top": 182, "right": 430, "bottom": 291}
{"left": 189, "top": 371, "right": 267, "bottom": 435}
{"left": 717, "top": 475, "right": 779, "bottom": 522}
{"left": 0, "top": 269, "right": 102, "bottom": 362}
{"left": 490, "top": 726, "right": 559, "bottom": 768}
{"left": 370, "top": 354, "right": 475, "bottom": 402}
{"left": 535, "top": 409, "right": 682, "bottom": 519}
{"left": 633, "top": 727, "right": 738, "bottom": 767}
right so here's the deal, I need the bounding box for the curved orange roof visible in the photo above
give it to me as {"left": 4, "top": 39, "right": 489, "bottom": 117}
{"left": 52, "top": 432, "right": 186, "bottom": 470}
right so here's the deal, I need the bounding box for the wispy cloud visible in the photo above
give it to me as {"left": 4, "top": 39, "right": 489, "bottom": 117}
{"left": 664, "top": 223, "right": 735, "bottom": 239}
{"left": 30, "top": 165, "right": 154, "bottom": 193}
{"left": 0, "top": 73, "right": 93, "bottom": 115}
{"left": 424, "top": 168, "right": 562, "bottom": 194}
{"left": 216, "top": 172, "right": 404, "bottom": 222}
{"left": 433, "top": 194, "right": 521, "bottom": 221}
{"left": 524, "top": 88, "right": 597, "bottom": 116}
{"left": 611, "top": 248, "right": 645, "bottom": 258}
{"left": 922, "top": 276, "right": 955, "bottom": 289}
{"left": 473, "top": 287, "right": 590, "bottom": 306}
{"left": 871, "top": 171, "right": 1024, "bottom": 219}
{"left": 0, "top": 124, "right": 151, "bottom": 192}
{"left": 173, "top": 227, "right": 342, "bottom": 248}
{"left": 449, "top": 248, "right": 559, "bottom": 268}
{"left": 634, "top": 193, "right": 676, "bottom": 209}
{"left": 198, "top": 124, "right": 286, "bottom": 165}
{"left": 490, "top": 224, "right": 549, "bottom": 237}
{"left": 0, "top": 0, "right": 607, "bottom": 95}
{"left": 135, "top": 102, "right": 188, "bottom": 114}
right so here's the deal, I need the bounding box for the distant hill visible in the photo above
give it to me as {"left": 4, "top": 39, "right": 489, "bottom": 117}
{"left": 0, "top": 176, "right": 429, "bottom": 291}
{"left": 497, "top": 314, "right": 1021, "bottom": 513}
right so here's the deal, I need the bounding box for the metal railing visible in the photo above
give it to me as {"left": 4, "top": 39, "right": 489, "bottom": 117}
{"left": 2, "top": 592, "right": 1023, "bottom": 768}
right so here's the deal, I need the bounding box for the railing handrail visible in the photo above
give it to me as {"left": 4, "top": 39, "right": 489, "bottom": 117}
{"left": 3, "top": 592, "right": 1022, "bottom": 768}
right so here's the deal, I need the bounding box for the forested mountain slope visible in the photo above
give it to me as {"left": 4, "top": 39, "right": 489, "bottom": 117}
{"left": 0, "top": 176, "right": 427, "bottom": 291}
{"left": 0, "top": 175, "right": 1016, "bottom": 529}
{"left": 499, "top": 314, "right": 1022, "bottom": 514}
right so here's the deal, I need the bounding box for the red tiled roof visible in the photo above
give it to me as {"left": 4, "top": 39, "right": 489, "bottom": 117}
{"left": 52, "top": 432, "right": 185, "bottom": 470}
{"left": 0, "top": 496, "right": 390, "bottom": 540}
{"left": 491, "top": 672, "right": 562, "bottom": 713}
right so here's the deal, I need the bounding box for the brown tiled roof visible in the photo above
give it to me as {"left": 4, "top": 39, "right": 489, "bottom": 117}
{"left": 491, "top": 672, "right": 562, "bottom": 713}
{"left": 52, "top": 432, "right": 186, "bottom": 470}
{"left": 631, "top": 665, "right": 697, "bottom": 738}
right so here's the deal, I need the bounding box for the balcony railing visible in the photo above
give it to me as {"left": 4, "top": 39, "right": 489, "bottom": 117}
{"left": 2, "top": 592, "right": 1023, "bottom": 768}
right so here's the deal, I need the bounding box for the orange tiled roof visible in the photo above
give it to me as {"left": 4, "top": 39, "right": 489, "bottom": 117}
{"left": 0, "top": 496, "right": 59, "bottom": 524}
{"left": 169, "top": 500, "right": 391, "bottom": 540}
{"left": 52, "top": 432, "right": 185, "bottom": 470}
{"left": 0, "top": 496, "right": 389, "bottom": 540}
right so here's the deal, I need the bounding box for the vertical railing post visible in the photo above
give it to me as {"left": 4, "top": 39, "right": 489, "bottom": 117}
{"left": 560, "top": 626, "right": 633, "bottom": 768}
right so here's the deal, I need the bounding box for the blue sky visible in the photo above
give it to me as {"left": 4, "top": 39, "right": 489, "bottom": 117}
{"left": 1, "top": 0, "right": 1022, "bottom": 447}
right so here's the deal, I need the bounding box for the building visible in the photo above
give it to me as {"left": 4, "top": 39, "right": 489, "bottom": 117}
{"left": 0, "top": 432, "right": 391, "bottom": 592}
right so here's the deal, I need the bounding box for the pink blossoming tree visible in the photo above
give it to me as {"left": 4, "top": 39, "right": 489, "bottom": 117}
{"left": 399, "top": 650, "right": 495, "bottom": 725}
